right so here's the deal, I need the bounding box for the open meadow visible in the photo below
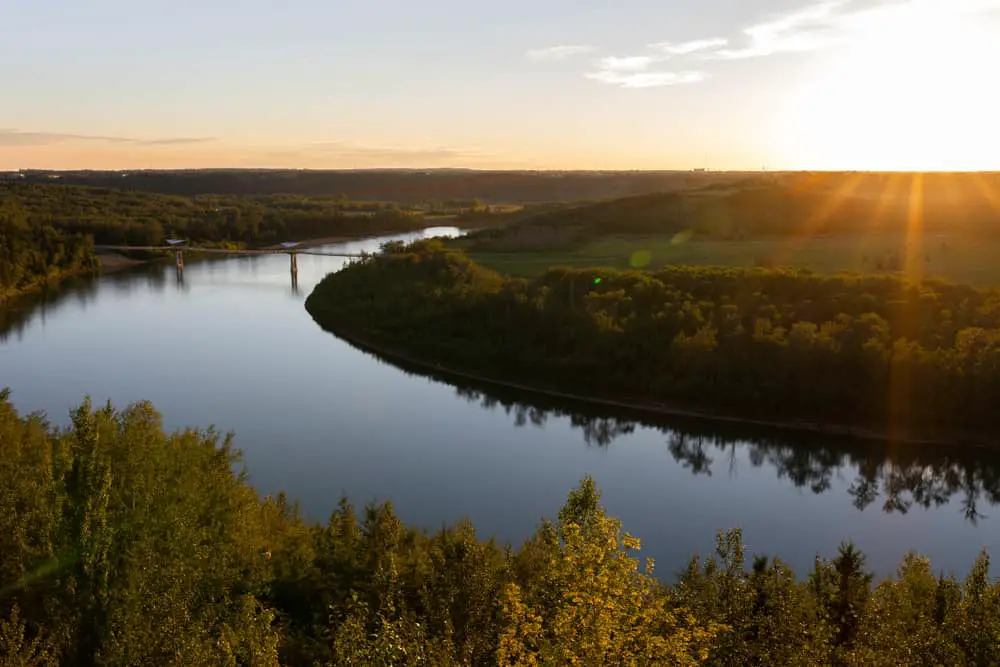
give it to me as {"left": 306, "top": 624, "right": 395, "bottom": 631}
{"left": 469, "top": 231, "right": 1000, "bottom": 286}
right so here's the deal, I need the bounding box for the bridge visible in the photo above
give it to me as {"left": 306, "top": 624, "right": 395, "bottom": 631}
{"left": 95, "top": 241, "right": 369, "bottom": 290}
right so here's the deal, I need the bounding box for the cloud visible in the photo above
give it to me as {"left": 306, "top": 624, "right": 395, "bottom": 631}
{"left": 0, "top": 130, "right": 134, "bottom": 146}
{"left": 306, "top": 142, "right": 491, "bottom": 163}
{"left": 136, "top": 137, "right": 218, "bottom": 146}
{"left": 596, "top": 55, "right": 659, "bottom": 72}
{"left": 709, "top": 0, "right": 848, "bottom": 60}
{"left": 705, "top": 0, "right": 1000, "bottom": 60}
{"left": 0, "top": 129, "right": 216, "bottom": 147}
{"left": 585, "top": 69, "right": 707, "bottom": 89}
{"left": 648, "top": 38, "right": 729, "bottom": 55}
{"left": 585, "top": 52, "right": 706, "bottom": 89}
{"left": 525, "top": 45, "right": 594, "bottom": 60}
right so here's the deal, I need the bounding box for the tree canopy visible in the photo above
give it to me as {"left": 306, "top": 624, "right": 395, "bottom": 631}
{"left": 307, "top": 241, "right": 1000, "bottom": 442}
{"left": 4, "top": 392, "right": 1000, "bottom": 665}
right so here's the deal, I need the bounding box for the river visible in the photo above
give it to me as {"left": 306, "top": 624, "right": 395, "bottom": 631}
{"left": 3, "top": 227, "right": 1000, "bottom": 578}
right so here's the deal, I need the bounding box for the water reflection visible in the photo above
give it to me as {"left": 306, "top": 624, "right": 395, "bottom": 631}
{"left": 0, "top": 276, "right": 99, "bottom": 343}
{"left": 0, "top": 266, "right": 178, "bottom": 343}
{"left": 362, "top": 343, "right": 1000, "bottom": 526}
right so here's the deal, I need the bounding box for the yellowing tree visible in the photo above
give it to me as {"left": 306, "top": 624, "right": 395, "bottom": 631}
{"left": 498, "top": 478, "right": 722, "bottom": 665}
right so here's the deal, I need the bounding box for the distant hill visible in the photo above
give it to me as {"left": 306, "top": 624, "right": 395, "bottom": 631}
{"left": 466, "top": 172, "right": 1000, "bottom": 249}
{"left": 13, "top": 169, "right": 758, "bottom": 203}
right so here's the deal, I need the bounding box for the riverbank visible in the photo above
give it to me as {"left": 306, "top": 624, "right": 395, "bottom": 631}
{"left": 97, "top": 251, "right": 148, "bottom": 273}
{"left": 306, "top": 245, "right": 1000, "bottom": 451}
{"left": 315, "top": 321, "right": 994, "bottom": 451}
{"left": 0, "top": 266, "right": 100, "bottom": 304}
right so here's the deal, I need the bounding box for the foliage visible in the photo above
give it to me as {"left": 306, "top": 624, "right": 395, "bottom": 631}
{"left": 0, "top": 201, "right": 98, "bottom": 300}
{"left": 307, "top": 242, "right": 1000, "bottom": 441}
{"left": 11, "top": 169, "right": 742, "bottom": 203}
{"left": 5, "top": 392, "right": 1000, "bottom": 664}
{"left": 0, "top": 181, "right": 435, "bottom": 250}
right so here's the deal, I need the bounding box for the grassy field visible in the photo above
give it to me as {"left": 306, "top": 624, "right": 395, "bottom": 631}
{"left": 469, "top": 232, "right": 1000, "bottom": 287}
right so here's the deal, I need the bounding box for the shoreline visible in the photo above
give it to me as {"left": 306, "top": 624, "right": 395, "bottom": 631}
{"left": 314, "top": 321, "right": 995, "bottom": 451}
{"left": 0, "top": 266, "right": 100, "bottom": 305}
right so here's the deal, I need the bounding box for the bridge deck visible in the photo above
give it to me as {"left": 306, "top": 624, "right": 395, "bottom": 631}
{"left": 94, "top": 245, "right": 366, "bottom": 258}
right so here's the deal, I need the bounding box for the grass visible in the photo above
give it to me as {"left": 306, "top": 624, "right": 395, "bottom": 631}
{"left": 469, "top": 232, "right": 1000, "bottom": 287}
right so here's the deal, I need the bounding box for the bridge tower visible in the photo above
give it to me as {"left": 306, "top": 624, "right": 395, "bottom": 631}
{"left": 166, "top": 239, "right": 187, "bottom": 277}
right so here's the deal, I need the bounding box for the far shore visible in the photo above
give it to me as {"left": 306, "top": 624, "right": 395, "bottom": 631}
{"left": 260, "top": 235, "right": 350, "bottom": 250}
{"left": 97, "top": 251, "right": 147, "bottom": 273}
{"left": 96, "top": 227, "right": 443, "bottom": 272}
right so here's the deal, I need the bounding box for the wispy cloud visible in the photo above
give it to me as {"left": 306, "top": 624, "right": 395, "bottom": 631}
{"left": 649, "top": 38, "right": 729, "bottom": 56}
{"left": 307, "top": 142, "right": 491, "bottom": 163}
{"left": 0, "top": 130, "right": 133, "bottom": 146}
{"left": 596, "top": 55, "right": 659, "bottom": 72}
{"left": 556, "top": 0, "right": 1000, "bottom": 89}
{"left": 586, "top": 52, "right": 706, "bottom": 89}
{"left": 586, "top": 69, "right": 707, "bottom": 89}
{"left": 0, "top": 129, "right": 217, "bottom": 147}
{"left": 525, "top": 45, "right": 594, "bottom": 60}
{"left": 709, "top": 0, "right": 847, "bottom": 60}
{"left": 136, "top": 137, "right": 217, "bottom": 146}
{"left": 705, "top": 0, "right": 1000, "bottom": 61}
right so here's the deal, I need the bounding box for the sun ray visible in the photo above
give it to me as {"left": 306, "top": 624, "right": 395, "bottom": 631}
{"left": 855, "top": 172, "right": 906, "bottom": 273}
{"left": 970, "top": 172, "right": 1000, "bottom": 217}
{"left": 769, "top": 171, "right": 865, "bottom": 268}
{"left": 885, "top": 173, "right": 925, "bottom": 446}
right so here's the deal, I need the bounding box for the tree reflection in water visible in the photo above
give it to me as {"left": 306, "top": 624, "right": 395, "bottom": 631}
{"left": 450, "top": 371, "right": 1000, "bottom": 526}
{"left": 0, "top": 265, "right": 169, "bottom": 344}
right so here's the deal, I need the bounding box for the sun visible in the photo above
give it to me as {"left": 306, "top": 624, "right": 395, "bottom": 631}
{"left": 781, "top": 2, "right": 1000, "bottom": 171}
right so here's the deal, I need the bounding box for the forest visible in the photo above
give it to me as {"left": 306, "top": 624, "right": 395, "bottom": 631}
{"left": 8, "top": 168, "right": 743, "bottom": 203}
{"left": 0, "top": 200, "right": 99, "bottom": 301}
{"left": 4, "top": 391, "right": 1000, "bottom": 666}
{"left": 0, "top": 180, "right": 504, "bottom": 300}
{"left": 307, "top": 240, "right": 1000, "bottom": 444}
{"left": 0, "top": 181, "right": 453, "bottom": 249}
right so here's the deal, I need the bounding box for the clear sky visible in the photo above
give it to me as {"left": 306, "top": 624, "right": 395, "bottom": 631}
{"left": 4, "top": 0, "right": 1000, "bottom": 171}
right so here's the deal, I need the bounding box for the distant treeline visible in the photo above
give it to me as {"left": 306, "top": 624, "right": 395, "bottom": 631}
{"left": 468, "top": 172, "right": 1000, "bottom": 249}
{"left": 1, "top": 181, "right": 502, "bottom": 298}
{"left": 307, "top": 241, "right": 1000, "bottom": 442}
{"left": 0, "top": 182, "right": 451, "bottom": 249}
{"left": 6, "top": 392, "right": 1000, "bottom": 665}
{"left": 9, "top": 168, "right": 752, "bottom": 202}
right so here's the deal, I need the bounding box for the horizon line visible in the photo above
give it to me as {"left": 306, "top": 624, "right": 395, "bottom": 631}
{"left": 5, "top": 167, "right": 1000, "bottom": 175}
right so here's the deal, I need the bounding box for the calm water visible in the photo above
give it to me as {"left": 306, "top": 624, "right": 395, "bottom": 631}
{"left": 3, "top": 227, "right": 1000, "bottom": 578}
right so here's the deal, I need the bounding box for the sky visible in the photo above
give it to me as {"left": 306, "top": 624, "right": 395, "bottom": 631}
{"left": 3, "top": 0, "right": 1000, "bottom": 171}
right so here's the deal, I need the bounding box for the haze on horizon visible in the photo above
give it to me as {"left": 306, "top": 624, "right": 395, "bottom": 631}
{"left": 4, "top": 0, "right": 1000, "bottom": 173}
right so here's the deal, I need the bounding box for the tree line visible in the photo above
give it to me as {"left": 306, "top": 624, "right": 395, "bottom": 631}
{"left": 10, "top": 169, "right": 741, "bottom": 203}
{"left": 1, "top": 182, "right": 439, "bottom": 249}
{"left": 307, "top": 240, "right": 1000, "bottom": 443}
{"left": 0, "top": 180, "right": 483, "bottom": 300}
{"left": 4, "top": 392, "right": 1000, "bottom": 665}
